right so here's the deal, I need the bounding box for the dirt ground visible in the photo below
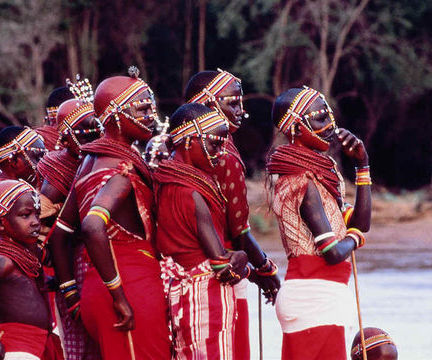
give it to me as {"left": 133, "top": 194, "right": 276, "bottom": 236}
{"left": 245, "top": 178, "right": 432, "bottom": 258}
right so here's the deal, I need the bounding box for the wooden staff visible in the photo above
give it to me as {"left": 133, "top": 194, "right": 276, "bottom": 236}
{"left": 109, "top": 241, "right": 136, "bottom": 360}
{"left": 351, "top": 251, "right": 367, "bottom": 360}
{"left": 258, "top": 288, "right": 263, "bottom": 360}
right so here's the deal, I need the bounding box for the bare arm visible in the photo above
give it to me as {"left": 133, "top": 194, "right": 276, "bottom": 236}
{"left": 80, "top": 174, "right": 135, "bottom": 331}
{"left": 300, "top": 180, "right": 356, "bottom": 265}
{"left": 192, "top": 191, "right": 248, "bottom": 284}
{"left": 336, "top": 128, "right": 371, "bottom": 231}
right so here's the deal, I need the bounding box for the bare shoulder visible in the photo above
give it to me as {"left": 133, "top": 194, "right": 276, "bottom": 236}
{"left": 0, "top": 255, "right": 15, "bottom": 279}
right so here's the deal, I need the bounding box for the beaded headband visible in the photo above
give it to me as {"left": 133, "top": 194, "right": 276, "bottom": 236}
{"left": 0, "top": 127, "right": 46, "bottom": 163}
{"left": 99, "top": 80, "right": 154, "bottom": 126}
{"left": 187, "top": 69, "right": 241, "bottom": 104}
{"left": 45, "top": 106, "right": 58, "bottom": 124}
{"left": 0, "top": 180, "right": 37, "bottom": 217}
{"left": 351, "top": 333, "right": 395, "bottom": 359}
{"left": 170, "top": 111, "right": 228, "bottom": 145}
{"left": 58, "top": 103, "right": 96, "bottom": 134}
{"left": 277, "top": 86, "right": 336, "bottom": 141}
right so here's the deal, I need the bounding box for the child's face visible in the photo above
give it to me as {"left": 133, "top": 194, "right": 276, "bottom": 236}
{"left": 0, "top": 192, "right": 41, "bottom": 246}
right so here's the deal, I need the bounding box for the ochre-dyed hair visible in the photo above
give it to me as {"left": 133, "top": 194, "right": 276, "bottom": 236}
{"left": 271, "top": 88, "right": 303, "bottom": 128}
{"left": 169, "top": 103, "right": 215, "bottom": 133}
{"left": 184, "top": 71, "right": 219, "bottom": 102}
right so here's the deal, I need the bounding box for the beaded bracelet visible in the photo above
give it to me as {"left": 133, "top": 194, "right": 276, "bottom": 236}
{"left": 346, "top": 228, "right": 366, "bottom": 249}
{"left": 317, "top": 237, "right": 339, "bottom": 254}
{"left": 342, "top": 203, "right": 355, "bottom": 225}
{"left": 103, "top": 273, "right": 122, "bottom": 291}
{"left": 67, "top": 301, "right": 81, "bottom": 320}
{"left": 256, "top": 258, "right": 278, "bottom": 277}
{"left": 355, "top": 166, "right": 372, "bottom": 186}
{"left": 87, "top": 205, "right": 111, "bottom": 225}
{"left": 209, "top": 258, "right": 230, "bottom": 272}
{"left": 59, "top": 279, "right": 77, "bottom": 290}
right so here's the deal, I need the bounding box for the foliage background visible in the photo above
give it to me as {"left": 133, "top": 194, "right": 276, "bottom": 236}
{"left": 0, "top": 0, "right": 431, "bottom": 189}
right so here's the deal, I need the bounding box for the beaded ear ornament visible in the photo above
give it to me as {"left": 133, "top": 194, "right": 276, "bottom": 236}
{"left": 146, "top": 116, "right": 170, "bottom": 169}
{"left": 31, "top": 191, "right": 40, "bottom": 210}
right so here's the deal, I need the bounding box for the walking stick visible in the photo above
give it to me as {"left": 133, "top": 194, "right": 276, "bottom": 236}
{"left": 258, "top": 288, "right": 263, "bottom": 360}
{"left": 109, "top": 241, "right": 136, "bottom": 360}
{"left": 351, "top": 251, "right": 367, "bottom": 360}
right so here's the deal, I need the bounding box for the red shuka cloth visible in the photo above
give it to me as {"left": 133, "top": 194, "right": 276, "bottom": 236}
{"left": 282, "top": 325, "right": 346, "bottom": 360}
{"left": 0, "top": 322, "right": 64, "bottom": 360}
{"left": 286, "top": 254, "right": 352, "bottom": 285}
{"left": 267, "top": 144, "right": 341, "bottom": 202}
{"left": 213, "top": 135, "right": 250, "bottom": 243}
{"left": 75, "top": 162, "right": 170, "bottom": 359}
{"left": 154, "top": 160, "right": 227, "bottom": 270}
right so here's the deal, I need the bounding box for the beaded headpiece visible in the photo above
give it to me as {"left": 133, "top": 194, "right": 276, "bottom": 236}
{"left": 66, "top": 75, "right": 94, "bottom": 103}
{"left": 277, "top": 86, "right": 336, "bottom": 150}
{"left": 171, "top": 110, "right": 228, "bottom": 168}
{"left": 55, "top": 75, "right": 100, "bottom": 149}
{"left": 0, "top": 127, "right": 47, "bottom": 163}
{"left": 45, "top": 106, "right": 58, "bottom": 125}
{"left": 351, "top": 331, "right": 396, "bottom": 359}
{"left": 171, "top": 110, "right": 228, "bottom": 145}
{"left": 0, "top": 179, "right": 38, "bottom": 217}
{"left": 187, "top": 69, "right": 245, "bottom": 130}
{"left": 97, "top": 67, "right": 158, "bottom": 134}
{"left": 187, "top": 69, "right": 240, "bottom": 104}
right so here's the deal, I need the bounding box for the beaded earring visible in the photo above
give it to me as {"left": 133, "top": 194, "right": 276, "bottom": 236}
{"left": 185, "top": 137, "right": 191, "bottom": 150}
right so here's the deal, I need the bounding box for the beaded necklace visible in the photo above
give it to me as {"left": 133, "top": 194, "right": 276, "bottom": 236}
{"left": 0, "top": 236, "right": 41, "bottom": 278}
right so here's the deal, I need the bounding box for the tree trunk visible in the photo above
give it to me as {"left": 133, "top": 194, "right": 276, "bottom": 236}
{"left": 182, "top": 0, "right": 193, "bottom": 95}
{"left": 198, "top": 0, "right": 206, "bottom": 71}
{"left": 67, "top": 27, "right": 80, "bottom": 79}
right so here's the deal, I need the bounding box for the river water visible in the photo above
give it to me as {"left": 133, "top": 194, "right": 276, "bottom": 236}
{"left": 246, "top": 246, "right": 432, "bottom": 359}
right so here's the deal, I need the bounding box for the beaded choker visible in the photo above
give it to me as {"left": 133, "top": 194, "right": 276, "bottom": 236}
{"left": 0, "top": 127, "right": 47, "bottom": 163}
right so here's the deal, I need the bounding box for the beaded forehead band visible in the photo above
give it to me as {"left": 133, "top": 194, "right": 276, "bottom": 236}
{"left": 0, "top": 127, "right": 46, "bottom": 163}
{"left": 277, "top": 86, "right": 336, "bottom": 138}
{"left": 0, "top": 180, "right": 37, "bottom": 217}
{"left": 99, "top": 80, "right": 157, "bottom": 130}
{"left": 187, "top": 69, "right": 241, "bottom": 104}
{"left": 45, "top": 106, "right": 58, "bottom": 124}
{"left": 351, "top": 333, "right": 395, "bottom": 359}
{"left": 171, "top": 111, "right": 228, "bottom": 145}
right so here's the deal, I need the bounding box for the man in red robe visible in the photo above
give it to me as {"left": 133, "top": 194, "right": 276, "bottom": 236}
{"left": 50, "top": 67, "right": 171, "bottom": 360}
{"left": 185, "top": 70, "right": 280, "bottom": 359}
{"left": 155, "top": 103, "right": 250, "bottom": 359}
